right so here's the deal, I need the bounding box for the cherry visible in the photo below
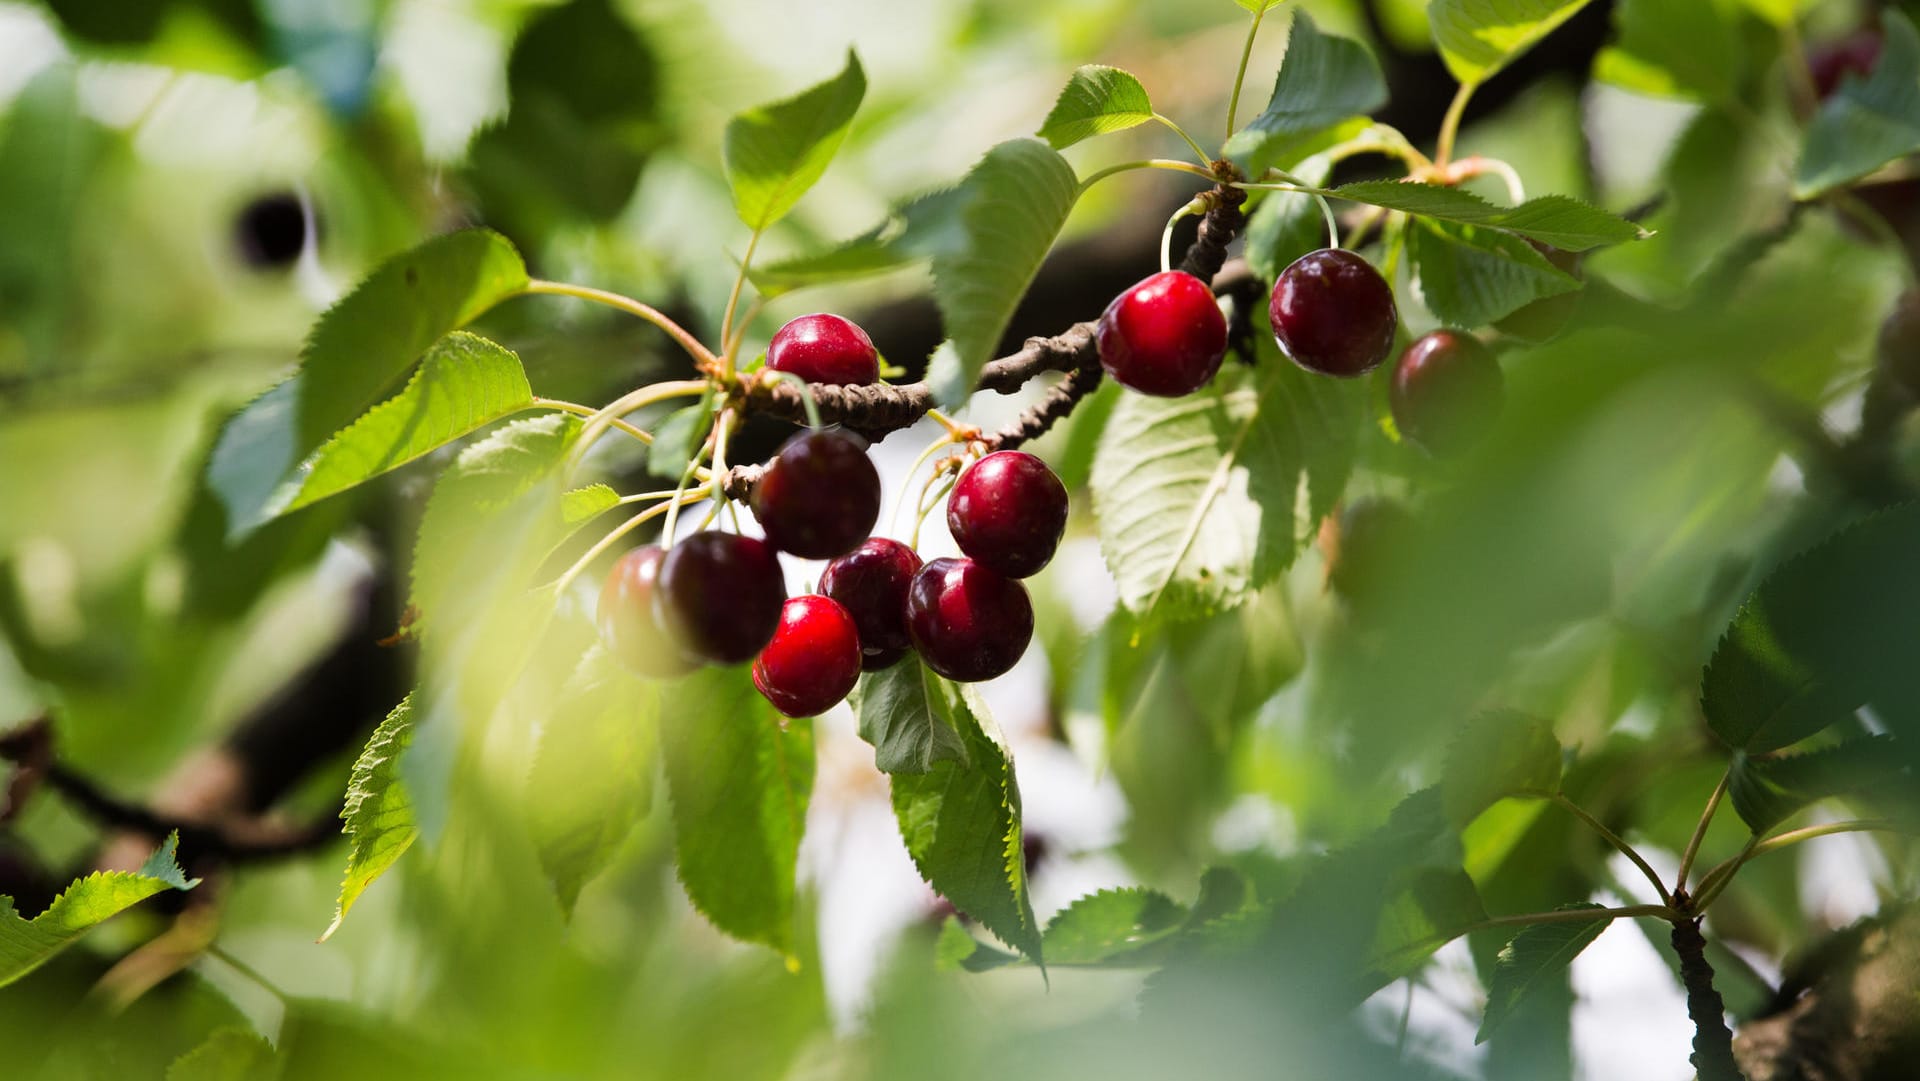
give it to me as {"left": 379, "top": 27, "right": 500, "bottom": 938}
{"left": 1389, "top": 330, "right": 1505, "bottom": 457}
{"left": 1494, "top": 243, "right": 1582, "bottom": 342}
{"left": 819, "top": 537, "right": 923, "bottom": 670}
{"left": 656, "top": 532, "right": 787, "bottom": 665}
{"left": 1095, "top": 270, "right": 1228, "bottom": 396}
{"left": 946, "top": 451, "right": 1068, "bottom": 579}
{"left": 767, "top": 313, "right": 880, "bottom": 385}
{"left": 1269, "top": 248, "right": 1398, "bottom": 377}
{"left": 598, "top": 545, "right": 699, "bottom": 678}
{"left": 1808, "top": 30, "right": 1882, "bottom": 101}
{"left": 750, "top": 428, "right": 881, "bottom": 559}
{"left": 752, "top": 595, "right": 862, "bottom": 717}
{"left": 905, "top": 558, "right": 1033, "bottom": 682}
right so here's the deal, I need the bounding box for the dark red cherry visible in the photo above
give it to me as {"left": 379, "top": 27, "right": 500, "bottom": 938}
{"left": 819, "top": 538, "right": 923, "bottom": 670}
{"left": 750, "top": 428, "right": 881, "bottom": 559}
{"left": 905, "top": 558, "right": 1033, "bottom": 682}
{"left": 597, "top": 545, "right": 698, "bottom": 678}
{"left": 1270, "top": 248, "right": 1398, "bottom": 377}
{"left": 752, "top": 595, "right": 862, "bottom": 717}
{"left": 767, "top": 313, "right": 880, "bottom": 385}
{"left": 946, "top": 451, "right": 1068, "bottom": 579}
{"left": 1095, "top": 270, "right": 1228, "bottom": 396}
{"left": 1808, "top": 30, "right": 1882, "bottom": 101}
{"left": 656, "top": 532, "right": 787, "bottom": 665}
{"left": 1390, "top": 330, "right": 1505, "bottom": 456}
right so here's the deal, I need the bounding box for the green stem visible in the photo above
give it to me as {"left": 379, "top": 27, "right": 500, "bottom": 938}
{"left": 765, "top": 372, "right": 823, "bottom": 429}
{"left": 565, "top": 379, "right": 709, "bottom": 476}
{"left": 533, "top": 397, "right": 654, "bottom": 445}
{"left": 1225, "top": 2, "right": 1275, "bottom": 140}
{"left": 890, "top": 435, "right": 962, "bottom": 535}
{"left": 1676, "top": 768, "right": 1729, "bottom": 891}
{"left": 1434, "top": 82, "right": 1475, "bottom": 168}
{"left": 1154, "top": 114, "right": 1216, "bottom": 169}
{"left": 1078, "top": 158, "right": 1219, "bottom": 196}
{"left": 553, "top": 488, "right": 712, "bottom": 594}
{"left": 719, "top": 230, "right": 763, "bottom": 378}
{"left": 1549, "top": 792, "right": 1674, "bottom": 906}
{"left": 524, "top": 280, "right": 718, "bottom": 370}
{"left": 661, "top": 420, "right": 719, "bottom": 549}
{"left": 1697, "top": 820, "right": 1910, "bottom": 913}
{"left": 1375, "top": 904, "right": 1677, "bottom": 971}
{"left": 1161, "top": 198, "right": 1205, "bottom": 273}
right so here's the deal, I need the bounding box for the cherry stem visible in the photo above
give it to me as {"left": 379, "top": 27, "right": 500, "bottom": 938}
{"left": 533, "top": 397, "right": 654, "bottom": 445}
{"left": 1241, "top": 172, "right": 1339, "bottom": 249}
{"left": 891, "top": 434, "right": 961, "bottom": 535}
{"left": 565, "top": 379, "right": 709, "bottom": 477}
{"left": 661, "top": 421, "right": 719, "bottom": 548}
{"left": 911, "top": 467, "right": 960, "bottom": 550}
{"left": 765, "top": 371, "right": 824, "bottom": 429}
{"left": 524, "top": 280, "right": 719, "bottom": 371}
{"left": 1676, "top": 768, "right": 1730, "bottom": 891}
{"left": 1161, "top": 198, "right": 1206, "bottom": 273}
{"left": 1225, "top": 1, "right": 1273, "bottom": 140}
{"left": 1152, "top": 113, "right": 1216, "bottom": 169}
{"left": 726, "top": 296, "right": 768, "bottom": 368}
{"left": 1077, "top": 158, "right": 1220, "bottom": 196}
{"left": 1434, "top": 81, "right": 1475, "bottom": 168}
{"left": 1374, "top": 903, "right": 1678, "bottom": 971}
{"left": 1694, "top": 819, "right": 1912, "bottom": 914}
{"left": 719, "top": 229, "right": 764, "bottom": 378}
{"left": 924, "top": 408, "right": 973, "bottom": 439}
{"left": 553, "top": 485, "right": 714, "bottom": 594}
{"left": 1545, "top": 791, "right": 1674, "bottom": 906}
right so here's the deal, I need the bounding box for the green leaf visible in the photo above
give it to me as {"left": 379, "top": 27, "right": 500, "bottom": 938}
{"left": 322, "top": 697, "right": 416, "bottom": 942}
{"left": 849, "top": 659, "right": 969, "bottom": 774}
{"left": 1795, "top": 12, "right": 1920, "bottom": 198}
{"left": 1593, "top": 0, "right": 1742, "bottom": 103}
{"left": 561, "top": 484, "right": 619, "bottom": 524}
{"left": 1441, "top": 710, "right": 1563, "bottom": 827}
{"left": 1701, "top": 503, "right": 1920, "bottom": 754}
{"left": 1223, "top": 14, "right": 1387, "bottom": 173}
{"left": 747, "top": 187, "right": 966, "bottom": 297}
{"left": 1728, "top": 737, "right": 1918, "bottom": 834}
{"left": 1233, "top": 0, "right": 1289, "bottom": 11}
{"left": 1477, "top": 904, "right": 1612, "bottom": 1043}
{"left": 167, "top": 1028, "right": 278, "bottom": 1081}
{"left": 925, "top": 139, "right": 1080, "bottom": 408}
{"left": 1408, "top": 219, "right": 1581, "bottom": 328}
{"left": 1320, "top": 180, "right": 1644, "bottom": 251}
{"left": 206, "top": 229, "right": 528, "bottom": 537}
{"left": 1430, "top": 0, "right": 1599, "bottom": 87}
{"left": 890, "top": 682, "right": 1043, "bottom": 965}
{"left": 660, "top": 666, "right": 814, "bottom": 955}
{"left": 935, "top": 915, "right": 1020, "bottom": 971}
{"left": 645, "top": 396, "right": 714, "bottom": 481}
{"left": 723, "top": 49, "right": 866, "bottom": 231}
{"left": 1037, "top": 65, "right": 1154, "bottom": 149}
{"left": 0, "top": 832, "right": 196, "bottom": 988}
{"left": 1245, "top": 153, "right": 1334, "bottom": 282}
{"left": 280, "top": 332, "right": 533, "bottom": 514}
{"left": 1369, "top": 867, "right": 1490, "bottom": 982}
{"left": 1736, "top": 0, "right": 1813, "bottom": 27}
{"left": 1044, "top": 887, "right": 1189, "bottom": 965}
{"left": 527, "top": 648, "right": 660, "bottom": 915}
{"left": 1090, "top": 361, "right": 1361, "bottom": 624}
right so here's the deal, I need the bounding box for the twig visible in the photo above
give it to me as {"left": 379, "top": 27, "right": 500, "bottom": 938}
{"left": 1670, "top": 915, "right": 1746, "bottom": 1081}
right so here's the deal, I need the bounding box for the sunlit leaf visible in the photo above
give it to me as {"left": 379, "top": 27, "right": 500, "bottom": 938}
{"left": 167, "top": 1027, "right": 278, "bottom": 1081}
{"left": 1593, "top": 0, "right": 1743, "bottom": 103}
{"left": 925, "top": 139, "right": 1080, "bottom": 407}
{"left": 1320, "top": 180, "right": 1644, "bottom": 251}
{"left": 747, "top": 187, "right": 966, "bottom": 297}
{"left": 1224, "top": 14, "right": 1386, "bottom": 173}
{"left": 1038, "top": 65, "right": 1154, "bottom": 149}
{"left": 321, "top": 698, "right": 416, "bottom": 942}
{"left": 1409, "top": 219, "right": 1581, "bottom": 328}
{"left": 1441, "top": 710, "right": 1562, "bottom": 827}
{"left": 1430, "top": 0, "right": 1599, "bottom": 87}
{"left": 0, "top": 832, "right": 197, "bottom": 987}
{"left": 1477, "top": 904, "right": 1612, "bottom": 1043}
{"left": 723, "top": 50, "right": 865, "bottom": 231}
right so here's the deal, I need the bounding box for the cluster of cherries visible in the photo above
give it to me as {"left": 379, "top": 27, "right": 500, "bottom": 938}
{"left": 598, "top": 314, "right": 1068, "bottom": 718}
{"left": 1095, "top": 246, "right": 1507, "bottom": 455}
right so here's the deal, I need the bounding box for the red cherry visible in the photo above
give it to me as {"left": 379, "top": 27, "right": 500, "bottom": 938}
{"left": 819, "top": 538, "right": 923, "bottom": 670}
{"left": 1270, "top": 248, "right": 1398, "bottom": 377}
{"left": 767, "top": 313, "right": 880, "bottom": 385}
{"left": 656, "top": 532, "right": 787, "bottom": 664}
{"left": 1095, "top": 270, "right": 1228, "bottom": 396}
{"left": 946, "top": 451, "right": 1068, "bottom": 579}
{"left": 597, "top": 545, "right": 698, "bottom": 678}
{"left": 905, "top": 558, "right": 1033, "bottom": 682}
{"left": 752, "top": 595, "right": 862, "bottom": 717}
{"left": 750, "top": 428, "right": 881, "bottom": 559}
{"left": 1389, "top": 331, "right": 1505, "bottom": 457}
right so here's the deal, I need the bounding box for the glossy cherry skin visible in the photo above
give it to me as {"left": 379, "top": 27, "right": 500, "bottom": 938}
{"left": 905, "top": 558, "right": 1033, "bottom": 682}
{"left": 655, "top": 532, "right": 787, "bottom": 665}
{"left": 750, "top": 428, "right": 881, "bottom": 559}
{"left": 597, "top": 545, "right": 699, "bottom": 678}
{"left": 1095, "top": 270, "right": 1228, "bottom": 396}
{"left": 1270, "top": 248, "right": 1398, "bottom": 377}
{"left": 819, "top": 537, "right": 923, "bottom": 670}
{"left": 945, "top": 451, "right": 1068, "bottom": 579}
{"left": 1389, "top": 330, "right": 1505, "bottom": 457}
{"left": 767, "top": 313, "right": 880, "bottom": 385}
{"left": 752, "top": 595, "right": 862, "bottom": 717}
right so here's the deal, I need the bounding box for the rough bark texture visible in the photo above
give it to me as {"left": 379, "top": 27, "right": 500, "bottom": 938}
{"left": 1673, "top": 916, "right": 1747, "bottom": 1081}
{"left": 1735, "top": 906, "right": 1920, "bottom": 1081}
